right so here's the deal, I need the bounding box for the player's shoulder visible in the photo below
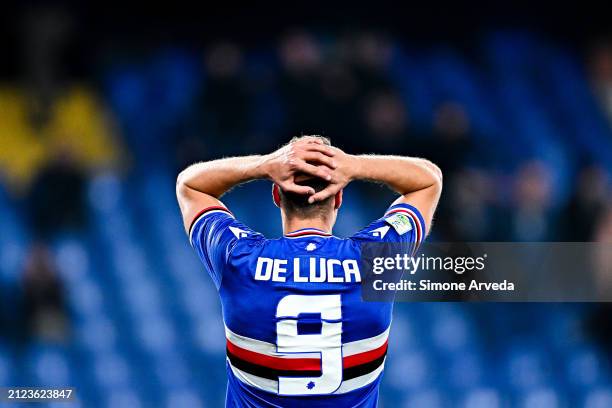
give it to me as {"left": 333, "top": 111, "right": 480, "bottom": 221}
{"left": 188, "top": 205, "right": 268, "bottom": 290}
{"left": 350, "top": 202, "right": 426, "bottom": 245}
{"left": 189, "top": 205, "right": 266, "bottom": 247}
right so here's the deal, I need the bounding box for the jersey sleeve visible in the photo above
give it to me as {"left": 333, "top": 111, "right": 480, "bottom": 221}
{"left": 189, "top": 206, "right": 262, "bottom": 289}
{"left": 350, "top": 203, "right": 427, "bottom": 255}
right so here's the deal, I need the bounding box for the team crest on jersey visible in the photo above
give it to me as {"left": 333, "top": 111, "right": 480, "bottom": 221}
{"left": 384, "top": 213, "right": 413, "bottom": 235}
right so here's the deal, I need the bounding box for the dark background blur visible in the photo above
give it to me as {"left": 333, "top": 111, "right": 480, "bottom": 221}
{"left": 0, "top": 3, "right": 611, "bottom": 407}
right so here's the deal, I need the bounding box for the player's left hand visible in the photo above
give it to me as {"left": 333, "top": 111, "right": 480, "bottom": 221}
{"left": 308, "top": 146, "right": 355, "bottom": 203}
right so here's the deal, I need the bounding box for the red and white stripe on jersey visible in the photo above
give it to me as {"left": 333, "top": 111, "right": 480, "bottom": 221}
{"left": 225, "top": 325, "right": 389, "bottom": 394}
{"left": 384, "top": 206, "right": 426, "bottom": 246}
{"left": 188, "top": 206, "right": 233, "bottom": 242}
{"left": 284, "top": 228, "right": 332, "bottom": 239}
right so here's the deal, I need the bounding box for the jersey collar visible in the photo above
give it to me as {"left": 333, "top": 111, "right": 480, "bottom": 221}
{"left": 284, "top": 227, "right": 332, "bottom": 239}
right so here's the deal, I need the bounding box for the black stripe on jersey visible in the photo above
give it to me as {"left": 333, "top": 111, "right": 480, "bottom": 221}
{"left": 343, "top": 353, "right": 386, "bottom": 381}
{"left": 226, "top": 348, "right": 322, "bottom": 380}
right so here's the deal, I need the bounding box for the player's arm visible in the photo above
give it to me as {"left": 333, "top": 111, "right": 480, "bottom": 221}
{"left": 176, "top": 137, "right": 336, "bottom": 233}
{"left": 309, "top": 153, "right": 442, "bottom": 233}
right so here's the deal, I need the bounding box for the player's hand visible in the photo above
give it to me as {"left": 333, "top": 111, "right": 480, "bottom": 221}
{"left": 261, "top": 137, "right": 337, "bottom": 195}
{"left": 308, "top": 147, "right": 355, "bottom": 203}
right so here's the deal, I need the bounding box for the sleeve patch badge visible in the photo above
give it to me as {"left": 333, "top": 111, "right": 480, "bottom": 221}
{"left": 384, "top": 213, "right": 413, "bottom": 235}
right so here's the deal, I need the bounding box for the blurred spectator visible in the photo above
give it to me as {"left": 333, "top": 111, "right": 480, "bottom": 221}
{"left": 325, "top": 32, "right": 394, "bottom": 147}
{"left": 21, "top": 243, "right": 68, "bottom": 343}
{"left": 346, "top": 32, "right": 393, "bottom": 95}
{"left": 0, "top": 85, "right": 120, "bottom": 193}
{"left": 509, "top": 161, "right": 556, "bottom": 241}
{"left": 592, "top": 206, "right": 612, "bottom": 298}
{"left": 202, "top": 42, "right": 250, "bottom": 151}
{"left": 361, "top": 91, "right": 409, "bottom": 154}
{"left": 177, "top": 41, "right": 250, "bottom": 167}
{"left": 590, "top": 42, "right": 612, "bottom": 123}
{"left": 278, "top": 31, "right": 327, "bottom": 136}
{"left": 318, "top": 62, "right": 362, "bottom": 147}
{"left": 0, "top": 6, "right": 121, "bottom": 195}
{"left": 430, "top": 102, "right": 474, "bottom": 174}
{"left": 587, "top": 206, "right": 612, "bottom": 354}
{"left": 562, "top": 165, "right": 610, "bottom": 241}
{"left": 26, "top": 147, "right": 87, "bottom": 238}
{"left": 438, "top": 168, "right": 496, "bottom": 241}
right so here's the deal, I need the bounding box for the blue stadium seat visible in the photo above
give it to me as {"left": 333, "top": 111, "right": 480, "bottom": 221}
{"left": 401, "top": 388, "right": 446, "bottom": 408}
{"left": 165, "top": 388, "right": 206, "bottom": 408}
{"left": 566, "top": 347, "right": 608, "bottom": 389}
{"left": 93, "top": 352, "right": 133, "bottom": 389}
{"left": 520, "top": 387, "right": 562, "bottom": 408}
{"left": 505, "top": 347, "right": 548, "bottom": 391}
{"left": 136, "top": 316, "right": 177, "bottom": 354}
{"left": 583, "top": 387, "right": 612, "bottom": 408}
{"left": 385, "top": 349, "right": 431, "bottom": 391}
{"left": 77, "top": 317, "right": 118, "bottom": 354}
{"left": 463, "top": 387, "right": 502, "bottom": 408}
{"left": 26, "top": 345, "right": 73, "bottom": 387}
{"left": 446, "top": 352, "right": 484, "bottom": 390}
{"left": 105, "top": 388, "right": 143, "bottom": 408}
{"left": 0, "top": 349, "right": 11, "bottom": 386}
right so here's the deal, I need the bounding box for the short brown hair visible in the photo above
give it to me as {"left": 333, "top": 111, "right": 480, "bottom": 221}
{"left": 278, "top": 135, "right": 334, "bottom": 217}
{"left": 288, "top": 135, "right": 331, "bottom": 146}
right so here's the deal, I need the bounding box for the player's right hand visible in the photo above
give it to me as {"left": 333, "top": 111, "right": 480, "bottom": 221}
{"left": 261, "top": 137, "right": 337, "bottom": 195}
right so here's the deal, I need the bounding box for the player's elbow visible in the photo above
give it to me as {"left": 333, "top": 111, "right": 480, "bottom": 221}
{"left": 422, "top": 159, "right": 443, "bottom": 187}
{"left": 176, "top": 169, "right": 190, "bottom": 197}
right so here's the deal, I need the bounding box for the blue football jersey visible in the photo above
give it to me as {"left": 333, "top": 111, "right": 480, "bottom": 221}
{"left": 189, "top": 203, "right": 426, "bottom": 408}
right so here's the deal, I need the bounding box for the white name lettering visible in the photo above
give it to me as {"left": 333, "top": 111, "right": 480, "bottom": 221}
{"left": 254, "top": 257, "right": 361, "bottom": 283}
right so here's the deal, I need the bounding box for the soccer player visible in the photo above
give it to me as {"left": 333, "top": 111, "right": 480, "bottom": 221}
{"left": 176, "top": 136, "right": 442, "bottom": 407}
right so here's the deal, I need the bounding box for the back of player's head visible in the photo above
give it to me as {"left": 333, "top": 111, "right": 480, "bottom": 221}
{"left": 288, "top": 135, "right": 331, "bottom": 146}
{"left": 273, "top": 135, "right": 341, "bottom": 218}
